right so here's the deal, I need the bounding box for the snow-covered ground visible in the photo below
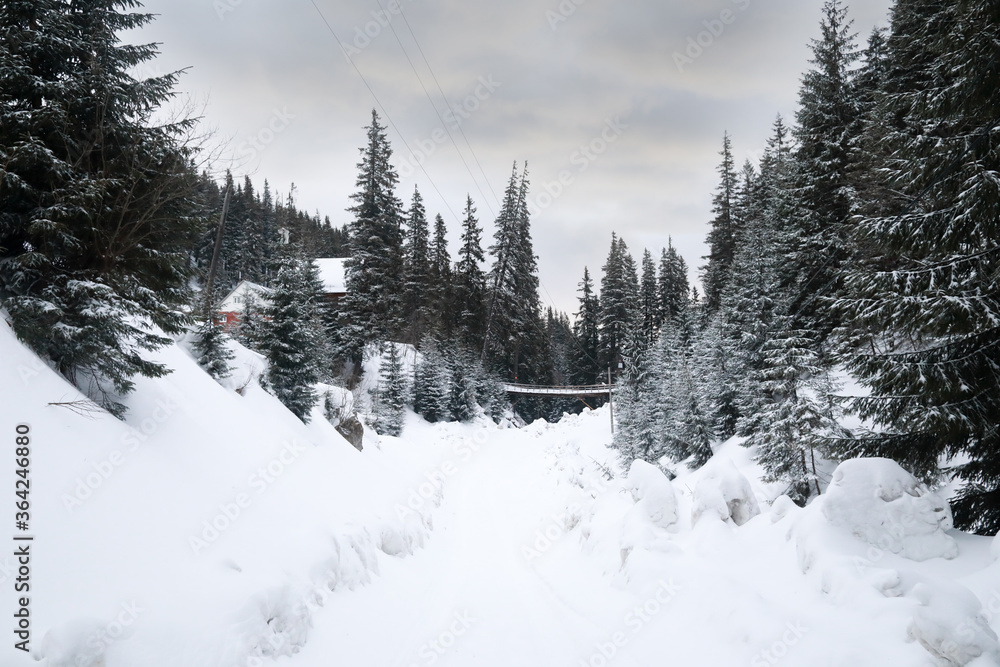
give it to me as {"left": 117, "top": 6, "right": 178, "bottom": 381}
{"left": 2, "top": 320, "right": 999, "bottom": 666}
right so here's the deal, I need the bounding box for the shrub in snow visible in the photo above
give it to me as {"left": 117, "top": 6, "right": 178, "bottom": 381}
{"left": 692, "top": 461, "right": 761, "bottom": 526}
{"left": 908, "top": 582, "right": 1000, "bottom": 666}
{"left": 626, "top": 459, "right": 678, "bottom": 529}
{"left": 822, "top": 458, "right": 957, "bottom": 561}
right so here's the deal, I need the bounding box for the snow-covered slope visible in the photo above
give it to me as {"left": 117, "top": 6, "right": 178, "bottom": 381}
{"left": 3, "top": 318, "right": 999, "bottom": 666}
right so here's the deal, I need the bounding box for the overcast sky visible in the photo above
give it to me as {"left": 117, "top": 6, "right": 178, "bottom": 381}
{"left": 132, "top": 0, "right": 891, "bottom": 314}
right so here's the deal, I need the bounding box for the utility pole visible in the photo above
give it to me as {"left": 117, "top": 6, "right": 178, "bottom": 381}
{"left": 203, "top": 185, "right": 232, "bottom": 318}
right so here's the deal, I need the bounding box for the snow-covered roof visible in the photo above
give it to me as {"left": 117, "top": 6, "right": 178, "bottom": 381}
{"left": 218, "top": 280, "right": 272, "bottom": 313}
{"left": 316, "top": 257, "right": 348, "bottom": 295}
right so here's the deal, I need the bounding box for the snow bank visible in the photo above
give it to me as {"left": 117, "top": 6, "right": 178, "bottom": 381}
{"left": 909, "top": 581, "right": 1000, "bottom": 666}
{"left": 626, "top": 459, "right": 679, "bottom": 529}
{"left": 691, "top": 460, "right": 760, "bottom": 526}
{"left": 822, "top": 458, "right": 958, "bottom": 561}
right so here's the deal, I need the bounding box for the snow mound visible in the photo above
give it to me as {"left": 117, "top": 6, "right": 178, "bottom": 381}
{"left": 908, "top": 581, "right": 1000, "bottom": 666}
{"left": 626, "top": 459, "right": 678, "bottom": 529}
{"left": 822, "top": 458, "right": 958, "bottom": 561}
{"left": 691, "top": 461, "right": 760, "bottom": 526}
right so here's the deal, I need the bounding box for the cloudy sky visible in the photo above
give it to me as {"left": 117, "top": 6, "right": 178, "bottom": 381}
{"left": 132, "top": 0, "right": 891, "bottom": 313}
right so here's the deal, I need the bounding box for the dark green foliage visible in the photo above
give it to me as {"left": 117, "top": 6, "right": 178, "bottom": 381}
{"left": 260, "top": 258, "right": 325, "bottom": 422}
{"left": 0, "top": 0, "right": 205, "bottom": 416}
{"left": 375, "top": 342, "right": 407, "bottom": 436}
{"left": 193, "top": 317, "right": 235, "bottom": 381}
{"left": 700, "top": 133, "right": 738, "bottom": 313}
{"left": 835, "top": 0, "right": 1000, "bottom": 533}
{"left": 453, "top": 195, "right": 488, "bottom": 350}
{"left": 413, "top": 337, "right": 451, "bottom": 422}
{"left": 572, "top": 267, "right": 602, "bottom": 386}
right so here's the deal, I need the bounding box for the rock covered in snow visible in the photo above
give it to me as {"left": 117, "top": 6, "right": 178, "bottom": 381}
{"left": 908, "top": 582, "right": 1000, "bottom": 666}
{"left": 626, "top": 459, "right": 678, "bottom": 529}
{"left": 822, "top": 458, "right": 957, "bottom": 561}
{"left": 691, "top": 461, "right": 761, "bottom": 526}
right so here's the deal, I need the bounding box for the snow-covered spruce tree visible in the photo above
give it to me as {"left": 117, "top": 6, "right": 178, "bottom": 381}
{"left": 658, "top": 240, "right": 689, "bottom": 326}
{"left": 834, "top": 0, "right": 1000, "bottom": 533}
{"left": 401, "top": 186, "right": 430, "bottom": 343}
{"left": 598, "top": 234, "right": 641, "bottom": 374}
{"left": 338, "top": 110, "right": 405, "bottom": 365}
{"left": 741, "top": 323, "right": 845, "bottom": 505}
{"left": 261, "top": 258, "right": 325, "bottom": 422}
{"left": 484, "top": 163, "right": 549, "bottom": 393}
{"left": 413, "top": 337, "right": 452, "bottom": 423}
{"left": 655, "top": 313, "right": 714, "bottom": 468}
{"left": 453, "top": 195, "right": 488, "bottom": 351}
{"left": 571, "top": 267, "right": 602, "bottom": 386}
{"left": 375, "top": 342, "right": 407, "bottom": 436}
{"left": 428, "top": 213, "right": 453, "bottom": 336}
{"left": 0, "top": 0, "right": 203, "bottom": 416}
{"left": 448, "top": 348, "right": 479, "bottom": 424}
{"left": 192, "top": 316, "right": 235, "bottom": 381}
{"left": 640, "top": 249, "right": 659, "bottom": 347}
{"left": 790, "top": 0, "right": 861, "bottom": 333}
{"left": 700, "top": 132, "right": 739, "bottom": 314}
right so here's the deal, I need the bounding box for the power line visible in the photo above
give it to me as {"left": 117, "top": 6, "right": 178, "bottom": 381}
{"left": 305, "top": 0, "right": 459, "bottom": 223}
{"left": 372, "top": 0, "right": 498, "bottom": 221}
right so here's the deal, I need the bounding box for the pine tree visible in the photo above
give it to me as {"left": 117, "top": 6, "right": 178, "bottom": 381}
{"left": 485, "top": 163, "right": 546, "bottom": 385}
{"left": 402, "top": 186, "right": 430, "bottom": 342}
{"left": 413, "top": 337, "right": 452, "bottom": 422}
{"left": 598, "top": 234, "right": 640, "bottom": 375}
{"left": 572, "top": 267, "right": 602, "bottom": 385}
{"left": 453, "top": 195, "right": 487, "bottom": 350}
{"left": 448, "top": 348, "right": 479, "bottom": 423}
{"left": 375, "top": 342, "right": 407, "bottom": 436}
{"left": 741, "top": 324, "right": 844, "bottom": 505}
{"left": 835, "top": 0, "right": 1000, "bottom": 533}
{"left": 640, "top": 249, "right": 659, "bottom": 347}
{"left": 338, "top": 110, "right": 405, "bottom": 364}
{"left": 791, "top": 0, "right": 860, "bottom": 332}
{"left": 658, "top": 241, "right": 689, "bottom": 327}
{"left": 0, "top": 0, "right": 203, "bottom": 416}
{"left": 700, "top": 132, "right": 739, "bottom": 313}
{"left": 428, "top": 213, "right": 452, "bottom": 335}
{"left": 192, "top": 316, "right": 235, "bottom": 381}
{"left": 261, "top": 258, "right": 325, "bottom": 421}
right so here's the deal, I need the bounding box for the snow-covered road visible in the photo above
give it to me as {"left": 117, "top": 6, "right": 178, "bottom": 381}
{"left": 285, "top": 410, "right": 1000, "bottom": 667}
{"left": 287, "top": 419, "right": 635, "bottom": 666}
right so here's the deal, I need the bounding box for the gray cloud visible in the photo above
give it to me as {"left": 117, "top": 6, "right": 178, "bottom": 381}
{"left": 134, "top": 0, "right": 891, "bottom": 312}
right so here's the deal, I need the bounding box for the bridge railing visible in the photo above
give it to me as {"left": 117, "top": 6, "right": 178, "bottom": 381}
{"left": 502, "top": 383, "right": 615, "bottom": 396}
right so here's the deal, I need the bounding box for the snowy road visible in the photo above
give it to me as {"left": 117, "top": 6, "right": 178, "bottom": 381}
{"left": 283, "top": 409, "right": 999, "bottom": 667}
{"left": 286, "top": 418, "right": 635, "bottom": 666}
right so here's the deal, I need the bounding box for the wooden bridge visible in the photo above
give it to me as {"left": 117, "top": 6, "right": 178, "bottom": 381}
{"left": 502, "top": 383, "right": 614, "bottom": 398}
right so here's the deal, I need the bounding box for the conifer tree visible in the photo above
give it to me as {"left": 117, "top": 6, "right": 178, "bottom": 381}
{"left": 428, "top": 213, "right": 452, "bottom": 335}
{"left": 192, "top": 316, "right": 235, "bottom": 381}
{"left": 0, "top": 0, "right": 203, "bottom": 416}
{"left": 658, "top": 241, "right": 689, "bottom": 327}
{"left": 261, "top": 258, "right": 325, "bottom": 421}
{"left": 835, "top": 0, "right": 1000, "bottom": 533}
{"left": 598, "top": 234, "right": 640, "bottom": 374}
{"left": 572, "top": 267, "right": 602, "bottom": 385}
{"left": 640, "top": 249, "right": 659, "bottom": 347}
{"left": 339, "top": 110, "right": 405, "bottom": 364}
{"left": 700, "top": 132, "right": 738, "bottom": 313}
{"left": 791, "top": 0, "right": 860, "bottom": 331}
{"left": 375, "top": 342, "right": 407, "bottom": 436}
{"left": 413, "top": 337, "right": 452, "bottom": 422}
{"left": 453, "top": 195, "right": 487, "bottom": 350}
{"left": 402, "top": 186, "right": 430, "bottom": 341}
